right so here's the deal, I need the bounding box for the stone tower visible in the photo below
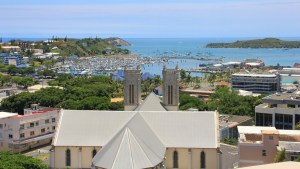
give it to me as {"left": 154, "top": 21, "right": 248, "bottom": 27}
{"left": 124, "top": 67, "right": 141, "bottom": 111}
{"left": 162, "top": 65, "right": 179, "bottom": 111}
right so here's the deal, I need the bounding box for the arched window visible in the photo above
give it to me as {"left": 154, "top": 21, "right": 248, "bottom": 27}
{"left": 173, "top": 150, "right": 178, "bottom": 168}
{"left": 92, "top": 149, "right": 97, "bottom": 158}
{"left": 65, "top": 149, "right": 71, "bottom": 166}
{"left": 201, "top": 151, "right": 206, "bottom": 169}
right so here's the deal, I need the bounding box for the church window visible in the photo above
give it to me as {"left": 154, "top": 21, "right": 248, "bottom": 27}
{"left": 66, "top": 149, "right": 71, "bottom": 166}
{"left": 92, "top": 149, "right": 97, "bottom": 158}
{"left": 173, "top": 150, "right": 178, "bottom": 168}
{"left": 201, "top": 151, "right": 206, "bottom": 169}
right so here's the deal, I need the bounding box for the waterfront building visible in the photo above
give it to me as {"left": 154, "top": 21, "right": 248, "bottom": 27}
{"left": 51, "top": 67, "right": 221, "bottom": 169}
{"left": 231, "top": 73, "right": 281, "bottom": 94}
{"left": 238, "top": 126, "right": 300, "bottom": 167}
{"left": 241, "top": 59, "right": 265, "bottom": 68}
{"left": 0, "top": 104, "right": 59, "bottom": 153}
{"left": 255, "top": 93, "right": 300, "bottom": 130}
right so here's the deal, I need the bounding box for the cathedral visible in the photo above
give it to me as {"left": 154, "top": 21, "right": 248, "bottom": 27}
{"left": 50, "top": 66, "right": 220, "bottom": 169}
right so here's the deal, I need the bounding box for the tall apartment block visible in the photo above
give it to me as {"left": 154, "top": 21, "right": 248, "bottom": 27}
{"left": 255, "top": 93, "right": 300, "bottom": 130}
{"left": 231, "top": 73, "right": 281, "bottom": 94}
{"left": 0, "top": 104, "right": 59, "bottom": 153}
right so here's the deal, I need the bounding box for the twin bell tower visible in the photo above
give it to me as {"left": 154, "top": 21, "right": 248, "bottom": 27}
{"left": 124, "top": 65, "right": 179, "bottom": 111}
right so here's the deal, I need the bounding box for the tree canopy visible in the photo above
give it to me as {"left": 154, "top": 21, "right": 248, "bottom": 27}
{"left": 0, "top": 151, "right": 47, "bottom": 169}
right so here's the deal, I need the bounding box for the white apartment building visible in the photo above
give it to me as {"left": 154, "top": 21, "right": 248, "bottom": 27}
{"left": 0, "top": 104, "right": 59, "bottom": 153}
{"left": 255, "top": 93, "right": 300, "bottom": 130}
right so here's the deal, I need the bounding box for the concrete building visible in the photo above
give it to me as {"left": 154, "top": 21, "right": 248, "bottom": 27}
{"left": 238, "top": 126, "right": 300, "bottom": 168}
{"left": 0, "top": 104, "right": 59, "bottom": 153}
{"left": 124, "top": 66, "right": 142, "bottom": 111}
{"left": 231, "top": 73, "right": 281, "bottom": 94}
{"left": 0, "top": 53, "right": 23, "bottom": 66}
{"left": 255, "top": 93, "right": 300, "bottom": 130}
{"left": 51, "top": 67, "right": 221, "bottom": 169}
{"left": 219, "top": 114, "right": 252, "bottom": 140}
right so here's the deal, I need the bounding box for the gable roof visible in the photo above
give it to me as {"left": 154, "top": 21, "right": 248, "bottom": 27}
{"left": 134, "top": 92, "right": 166, "bottom": 111}
{"left": 53, "top": 110, "right": 218, "bottom": 148}
{"left": 92, "top": 113, "right": 165, "bottom": 169}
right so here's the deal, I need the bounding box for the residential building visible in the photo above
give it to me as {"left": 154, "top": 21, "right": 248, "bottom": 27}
{"left": 231, "top": 73, "right": 281, "bottom": 94}
{"left": 51, "top": 67, "right": 221, "bottom": 169}
{"left": 0, "top": 53, "right": 23, "bottom": 66}
{"left": 255, "top": 93, "right": 300, "bottom": 130}
{"left": 238, "top": 126, "right": 300, "bottom": 167}
{"left": 0, "top": 46, "right": 21, "bottom": 52}
{"left": 0, "top": 104, "right": 59, "bottom": 153}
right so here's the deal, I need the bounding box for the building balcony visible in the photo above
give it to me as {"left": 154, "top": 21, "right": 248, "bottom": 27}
{"left": 12, "top": 132, "right": 54, "bottom": 145}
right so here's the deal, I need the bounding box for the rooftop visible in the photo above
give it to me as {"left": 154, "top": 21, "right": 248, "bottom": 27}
{"left": 263, "top": 93, "right": 300, "bottom": 101}
{"left": 232, "top": 73, "right": 277, "bottom": 78}
{"left": 238, "top": 161, "right": 300, "bottom": 169}
{"left": 0, "top": 112, "right": 18, "bottom": 119}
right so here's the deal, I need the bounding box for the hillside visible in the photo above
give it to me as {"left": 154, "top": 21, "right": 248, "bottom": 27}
{"left": 206, "top": 38, "right": 300, "bottom": 48}
{"left": 53, "top": 38, "right": 130, "bottom": 57}
{"left": 105, "top": 37, "right": 131, "bottom": 46}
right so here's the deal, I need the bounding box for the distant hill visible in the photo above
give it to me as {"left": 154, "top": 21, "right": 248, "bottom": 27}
{"left": 52, "top": 38, "right": 130, "bottom": 57}
{"left": 206, "top": 38, "right": 300, "bottom": 48}
{"left": 105, "top": 38, "right": 131, "bottom": 46}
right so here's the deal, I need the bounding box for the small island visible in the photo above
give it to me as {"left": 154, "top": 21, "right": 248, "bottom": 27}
{"left": 206, "top": 38, "right": 300, "bottom": 48}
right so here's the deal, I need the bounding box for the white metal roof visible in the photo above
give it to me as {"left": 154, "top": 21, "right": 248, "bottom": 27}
{"left": 53, "top": 110, "right": 218, "bottom": 148}
{"left": 237, "top": 126, "right": 276, "bottom": 134}
{"left": 0, "top": 112, "right": 18, "bottom": 119}
{"left": 92, "top": 113, "right": 165, "bottom": 169}
{"left": 134, "top": 92, "right": 166, "bottom": 111}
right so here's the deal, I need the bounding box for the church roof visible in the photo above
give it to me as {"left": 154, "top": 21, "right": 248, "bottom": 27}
{"left": 53, "top": 110, "right": 218, "bottom": 148}
{"left": 92, "top": 113, "right": 165, "bottom": 169}
{"left": 134, "top": 92, "right": 166, "bottom": 111}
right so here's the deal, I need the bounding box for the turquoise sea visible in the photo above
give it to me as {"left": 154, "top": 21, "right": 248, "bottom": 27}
{"left": 123, "top": 38, "right": 300, "bottom": 83}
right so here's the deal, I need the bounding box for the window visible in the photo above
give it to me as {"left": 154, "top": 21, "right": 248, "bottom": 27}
{"left": 291, "top": 155, "right": 299, "bottom": 161}
{"left": 30, "top": 131, "right": 35, "bottom": 136}
{"left": 287, "top": 104, "right": 295, "bottom": 108}
{"left": 66, "top": 149, "right": 71, "bottom": 166}
{"left": 262, "top": 150, "right": 267, "bottom": 156}
{"left": 20, "top": 124, "right": 24, "bottom": 130}
{"left": 52, "top": 126, "right": 55, "bottom": 130}
{"left": 45, "top": 119, "right": 49, "bottom": 124}
{"left": 35, "top": 121, "right": 39, "bottom": 126}
{"left": 92, "top": 149, "right": 97, "bottom": 158}
{"left": 269, "top": 136, "right": 273, "bottom": 140}
{"left": 173, "top": 150, "right": 178, "bottom": 168}
{"left": 0, "top": 124, "right": 3, "bottom": 129}
{"left": 52, "top": 118, "right": 56, "bottom": 123}
{"left": 8, "top": 134, "right": 13, "bottom": 139}
{"left": 41, "top": 128, "right": 45, "bottom": 133}
{"left": 30, "top": 122, "right": 34, "bottom": 128}
{"left": 20, "top": 133, "right": 25, "bottom": 138}
{"left": 201, "top": 151, "right": 206, "bottom": 169}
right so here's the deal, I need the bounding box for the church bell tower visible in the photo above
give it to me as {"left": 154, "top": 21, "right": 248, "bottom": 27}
{"left": 162, "top": 65, "right": 179, "bottom": 111}
{"left": 124, "top": 66, "right": 141, "bottom": 111}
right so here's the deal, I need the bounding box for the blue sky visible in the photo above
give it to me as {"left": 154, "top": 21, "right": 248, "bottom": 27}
{"left": 1, "top": 0, "right": 300, "bottom": 38}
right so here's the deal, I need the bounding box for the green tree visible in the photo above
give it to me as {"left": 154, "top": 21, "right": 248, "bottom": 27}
{"left": 274, "top": 148, "right": 286, "bottom": 162}
{"left": 0, "top": 151, "right": 47, "bottom": 169}
{"left": 179, "top": 94, "right": 207, "bottom": 110}
{"left": 180, "top": 69, "right": 187, "bottom": 80}
{"left": 295, "top": 122, "right": 300, "bottom": 130}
